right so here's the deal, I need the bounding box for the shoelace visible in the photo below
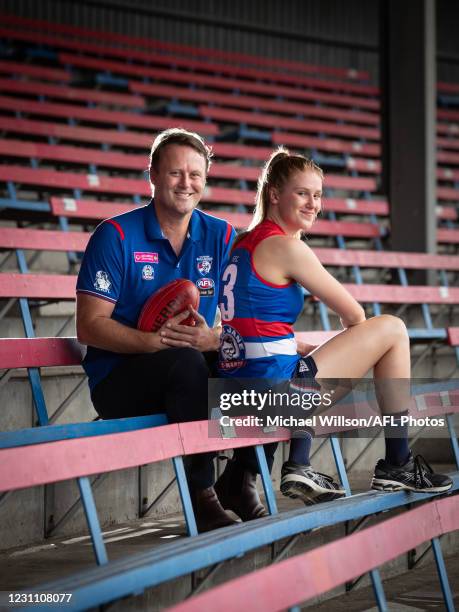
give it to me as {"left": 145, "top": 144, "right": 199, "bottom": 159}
{"left": 413, "top": 454, "right": 434, "bottom": 487}
{"left": 302, "top": 468, "right": 338, "bottom": 489}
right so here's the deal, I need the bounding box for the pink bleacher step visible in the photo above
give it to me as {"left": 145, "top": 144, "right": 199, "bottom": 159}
{"left": 0, "top": 333, "right": 332, "bottom": 370}
{"left": 168, "top": 496, "right": 459, "bottom": 612}
{"left": 2, "top": 225, "right": 457, "bottom": 272}
{"left": 0, "top": 164, "right": 152, "bottom": 197}
{"left": 0, "top": 95, "right": 218, "bottom": 136}
{"left": 347, "top": 157, "right": 381, "bottom": 173}
{"left": 0, "top": 12, "right": 370, "bottom": 81}
{"left": 0, "top": 273, "right": 76, "bottom": 299}
{"left": 0, "top": 226, "right": 90, "bottom": 251}
{"left": 0, "top": 420, "right": 289, "bottom": 493}
{"left": 1, "top": 137, "right": 457, "bottom": 209}
{"left": 437, "top": 123, "right": 459, "bottom": 137}
{"left": 50, "top": 198, "right": 140, "bottom": 220}
{"left": 0, "top": 139, "right": 377, "bottom": 192}
{"left": 130, "top": 81, "right": 380, "bottom": 126}
{"left": 0, "top": 25, "right": 377, "bottom": 98}
{"left": 198, "top": 105, "right": 380, "bottom": 141}
{"left": 447, "top": 327, "right": 459, "bottom": 346}
{"left": 438, "top": 150, "right": 459, "bottom": 166}
{"left": 436, "top": 205, "right": 458, "bottom": 220}
{"left": 48, "top": 199, "right": 381, "bottom": 237}
{"left": 0, "top": 337, "right": 84, "bottom": 369}
{"left": 337, "top": 283, "right": 459, "bottom": 304}
{"left": 314, "top": 246, "right": 459, "bottom": 270}
{"left": 0, "top": 165, "right": 376, "bottom": 208}
{"left": 438, "top": 186, "right": 459, "bottom": 202}
{"left": 438, "top": 167, "right": 459, "bottom": 181}
{"left": 0, "top": 117, "right": 284, "bottom": 164}
{"left": 437, "top": 136, "right": 459, "bottom": 152}
{"left": 438, "top": 82, "right": 459, "bottom": 94}
{"left": 58, "top": 51, "right": 381, "bottom": 112}
{"left": 439, "top": 108, "right": 459, "bottom": 122}
{"left": 437, "top": 228, "right": 459, "bottom": 244}
{"left": 0, "top": 76, "right": 145, "bottom": 108}
{"left": 0, "top": 117, "right": 155, "bottom": 149}
{"left": 0, "top": 117, "right": 316, "bottom": 162}
{"left": 0, "top": 59, "right": 71, "bottom": 82}
{"left": 273, "top": 131, "right": 381, "bottom": 157}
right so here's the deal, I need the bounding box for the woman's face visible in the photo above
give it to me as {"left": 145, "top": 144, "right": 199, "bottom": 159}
{"left": 269, "top": 169, "right": 323, "bottom": 235}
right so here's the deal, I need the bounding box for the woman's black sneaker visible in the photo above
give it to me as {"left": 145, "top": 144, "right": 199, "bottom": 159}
{"left": 371, "top": 453, "right": 453, "bottom": 493}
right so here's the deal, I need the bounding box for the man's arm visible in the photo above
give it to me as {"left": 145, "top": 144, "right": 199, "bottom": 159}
{"left": 76, "top": 293, "right": 193, "bottom": 352}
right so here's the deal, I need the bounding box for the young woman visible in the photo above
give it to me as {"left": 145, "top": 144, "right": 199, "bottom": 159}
{"left": 217, "top": 148, "right": 452, "bottom": 506}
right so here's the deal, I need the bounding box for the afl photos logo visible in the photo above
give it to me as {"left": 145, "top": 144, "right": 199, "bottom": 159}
{"left": 219, "top": 325, "right": 246, "bottom": 372}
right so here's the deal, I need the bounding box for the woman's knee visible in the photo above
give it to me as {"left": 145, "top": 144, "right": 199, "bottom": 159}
{"left": 372, "top": 314, "right": 409, "bottom": 342}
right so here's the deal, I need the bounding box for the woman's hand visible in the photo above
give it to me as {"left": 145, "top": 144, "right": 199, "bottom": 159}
{"left": 296, "top": 341, "right": 318, "bottom": 356}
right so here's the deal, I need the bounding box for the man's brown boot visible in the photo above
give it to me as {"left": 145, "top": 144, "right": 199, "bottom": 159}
{"left": 191, "top": 486, "right": 239, "bottom": 533}
{"left": 214, "top": 459, "right": 269, "bottom": 522}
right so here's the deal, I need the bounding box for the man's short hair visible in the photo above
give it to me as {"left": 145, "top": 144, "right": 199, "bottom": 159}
{"left": 149, "top": 128, "right": 213, "bottom": 173}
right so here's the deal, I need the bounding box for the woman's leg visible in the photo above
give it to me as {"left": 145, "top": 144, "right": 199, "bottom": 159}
{"left": 311, "top": 314, "right": 410, "bottom": 395}
{"left": 311, "top": 314, "right": 410, "bottom": 464}
{"left": 309, "top": 315, "right": 452, "bottom": 493}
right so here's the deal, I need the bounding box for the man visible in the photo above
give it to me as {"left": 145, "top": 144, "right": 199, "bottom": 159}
{"left": 76, "top": 128, "right": 241, "bottom": 532}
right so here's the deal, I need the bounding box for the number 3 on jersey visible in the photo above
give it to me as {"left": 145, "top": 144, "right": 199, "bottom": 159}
{"left": 220, "top": 263, "right": 237, "bottom": 320}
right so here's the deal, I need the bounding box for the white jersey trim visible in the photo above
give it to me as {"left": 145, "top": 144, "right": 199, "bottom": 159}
{"left": 245, "top": 337, "right": 298, "bottom": 359}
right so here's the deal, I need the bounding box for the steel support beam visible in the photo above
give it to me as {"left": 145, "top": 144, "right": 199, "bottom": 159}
{"left": 381, "top": 0, "right": 437, "bottom": 278}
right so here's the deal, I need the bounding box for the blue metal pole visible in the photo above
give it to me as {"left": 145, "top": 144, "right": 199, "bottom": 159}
{"left": 255, "top": 444, "right": 278, "bottom": 515}
{"left": 329, "top": 436, "right": 351, "bottom": 496}
{"left": 77, "top": 477, "right": 108, "bottom": 566}
{"left": 173, "top": 456, "right": 198, "bottom": 537}
{"left": 370, "top": 566, "right": 388, "bottom": 611}
{"left": 431, "top": 536, "right": 454, "bottom": 612}
{"left": 446, "top": 414, "right": 459, "bottom": 470}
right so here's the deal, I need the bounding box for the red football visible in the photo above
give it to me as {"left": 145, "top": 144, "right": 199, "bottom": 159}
{"left": 137, "top": 278, "right": 200, "bottom": 332}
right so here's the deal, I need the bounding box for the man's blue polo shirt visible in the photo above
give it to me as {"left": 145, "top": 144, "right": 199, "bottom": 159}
{"left": 76, "top": 200, "right": 235, "bottom": 393}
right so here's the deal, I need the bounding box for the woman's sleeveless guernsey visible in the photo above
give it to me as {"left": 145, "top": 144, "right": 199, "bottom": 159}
{"left": 218, "top": 220, "right": 303, "bottom": 378}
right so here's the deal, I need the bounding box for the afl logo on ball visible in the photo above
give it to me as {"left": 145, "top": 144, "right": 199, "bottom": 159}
{"left": 196, "top": 277, "right": 215, "bottom": 297}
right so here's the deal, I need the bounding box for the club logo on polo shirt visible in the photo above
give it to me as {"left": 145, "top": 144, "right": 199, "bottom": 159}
{"left": 196, "top": 255, "right": 212, "bottom": 275}
{"left": 142, "top": 265, "right": 154, "bottom": 280}
{"left": 94, "top": 270, "right": 111, "bottom": 293}
{"left": 196, "top": 277, "right": 215, "bottom": 297}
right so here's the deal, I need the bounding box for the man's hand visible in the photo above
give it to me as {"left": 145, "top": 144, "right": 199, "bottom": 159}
{"left": 160, "top": 306, "right": 220, "bottom": 351}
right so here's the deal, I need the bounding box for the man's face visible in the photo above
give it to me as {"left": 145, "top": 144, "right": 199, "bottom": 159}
{"left": 150, "top": 144, "right": 207, "bottom": 218}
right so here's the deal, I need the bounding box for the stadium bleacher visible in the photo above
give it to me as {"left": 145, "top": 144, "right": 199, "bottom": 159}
{"left": 0, "top": 10, "right": 458, "bottom": 610}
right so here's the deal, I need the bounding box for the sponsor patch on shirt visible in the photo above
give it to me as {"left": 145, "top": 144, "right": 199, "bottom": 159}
{"left": 196, "top": 277, "right": 215, "bottom": 297}
{"left": 134, "top": 252, "right": 159, "bottom": 263}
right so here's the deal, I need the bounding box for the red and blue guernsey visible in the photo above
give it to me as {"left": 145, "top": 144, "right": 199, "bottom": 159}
{"left": 218, "top": 220, "right": 303, "bottom": 379}
{"left": 77, "top": 200, "right": 235, "bottom": 393}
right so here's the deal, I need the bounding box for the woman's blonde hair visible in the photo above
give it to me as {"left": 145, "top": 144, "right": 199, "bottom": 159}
{"left": 249, "top": 147, "right": 324, "bottom": 230}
